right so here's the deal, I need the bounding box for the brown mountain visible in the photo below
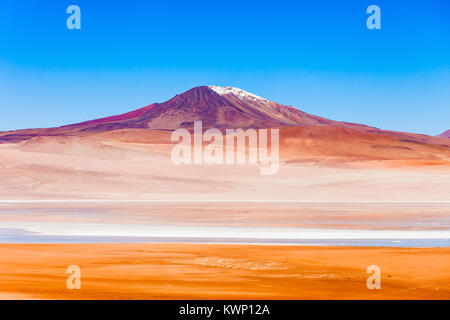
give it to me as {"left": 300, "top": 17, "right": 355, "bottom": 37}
{"left": 0, "top": 85, "right": 449, "bottom": 169}
{"left": 1, "top": 85, "right": 450, "bottom": 164}
{"left": 0, "top": 86, "right": 370, "bottom": 143}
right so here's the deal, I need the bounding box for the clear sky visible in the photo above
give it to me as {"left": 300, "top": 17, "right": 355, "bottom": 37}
{"left": 0, "top": 0, "right": 449, "bottom": 135}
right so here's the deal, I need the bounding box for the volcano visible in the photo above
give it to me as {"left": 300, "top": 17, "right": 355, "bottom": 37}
{"left": 1, "top": 85, "right": 450, "bottom": 163}
{"left": 0, "top": 86, "right": 370, "bottom": 143}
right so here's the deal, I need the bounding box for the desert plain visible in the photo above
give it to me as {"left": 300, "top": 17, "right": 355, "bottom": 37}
{"left": 0, "top": 244, "right": 449, "bottom": 299}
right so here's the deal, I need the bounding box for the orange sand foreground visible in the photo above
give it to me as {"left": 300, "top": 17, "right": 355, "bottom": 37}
{"left": 0, "top": 244, "right": 449, "bottom": 300}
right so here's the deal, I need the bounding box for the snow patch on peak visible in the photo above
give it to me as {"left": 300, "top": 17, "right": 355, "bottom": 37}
{"left": 208, "top": 86, "right": 268, "bottom": 102}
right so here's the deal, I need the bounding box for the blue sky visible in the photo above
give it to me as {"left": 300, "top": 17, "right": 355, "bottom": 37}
{"left": 0, "top": 0, "right": 449, "bottom": 135}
